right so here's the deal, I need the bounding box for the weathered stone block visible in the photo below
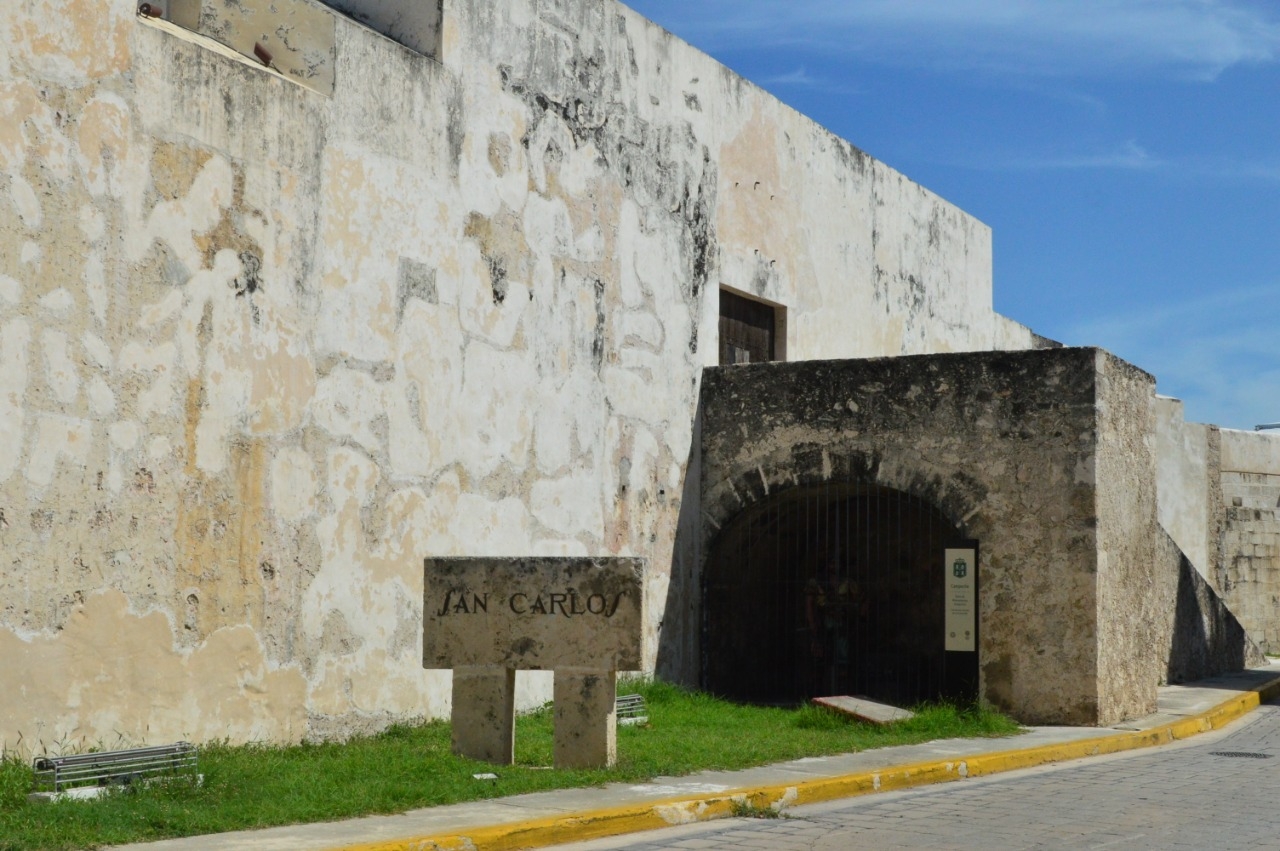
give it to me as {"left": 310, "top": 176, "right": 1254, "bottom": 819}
{"left": 423, "top": 557, "right": 644, "bottom": 671}
{"left": 451, "top": 666, "right": 515, "bottom": 765}
{"left": 553, "top": 668, "right": 617, "bottom": 769}
{"left": 424, "top": 558, "right": 643, "bottom": 767}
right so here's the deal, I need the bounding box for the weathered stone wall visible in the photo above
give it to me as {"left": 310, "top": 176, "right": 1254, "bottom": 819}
{"left": 1155, "top": 397, "right": 1215, "bottom": 577}
{"left": 700, "top": 348, "right": 1158, "bottom": 725}
{"left": 0, "top": 0, "right": 1036, "bottom": 748}
{"left": 1152, "top": 530, "right": 1265, "bottom": 685}
{"left": 1154, "top": 403, "right": 1280, "bottom": 653}
{"left": 1093, "top": 355, "right": 1160, "bottom": 721}
{"left": 1217, "top": 430, "right": 1280, "bottom": 652}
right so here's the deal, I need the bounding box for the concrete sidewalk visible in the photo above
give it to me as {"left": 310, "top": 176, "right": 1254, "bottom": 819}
{"left": 112, "top": 664, "right": 1280, "bottom": 851}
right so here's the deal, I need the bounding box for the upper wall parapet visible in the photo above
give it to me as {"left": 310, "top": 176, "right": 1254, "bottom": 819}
{"left": 136, "top": 0, "right": 445, "bottom": 96}
{"left": 322, "top": 0, "right": 443, "bottom": 58}
{"left": 1221, "top": 428, "right": 1280, "bottom": 476}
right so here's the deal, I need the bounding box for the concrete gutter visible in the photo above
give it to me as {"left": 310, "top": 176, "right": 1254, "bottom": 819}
{"left": 111, "top": 665, "right": 1280, "bottom": 851}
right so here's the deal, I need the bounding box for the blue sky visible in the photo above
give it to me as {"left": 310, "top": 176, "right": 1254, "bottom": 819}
{"left": 626, "top": 0, "right": 1280, "bottom": 430}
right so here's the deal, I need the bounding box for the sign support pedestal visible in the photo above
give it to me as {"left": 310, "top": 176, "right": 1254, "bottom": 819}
{"left": 424, "top": 557, "right": 644, "bottom": 769}
{"left": 451, "top": 666, "right": 516, "bottom": 765}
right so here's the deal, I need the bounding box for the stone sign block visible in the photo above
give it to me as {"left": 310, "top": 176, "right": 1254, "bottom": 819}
{"left": 423, "top": 557, "right": 644, "bottom": 671}
{"left": 423, "top": 557, "right": 645, "bottom": 769}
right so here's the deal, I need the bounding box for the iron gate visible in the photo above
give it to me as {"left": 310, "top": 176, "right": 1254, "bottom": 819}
{"left": 702, "top": 481, "right": 978, "bottom": 707}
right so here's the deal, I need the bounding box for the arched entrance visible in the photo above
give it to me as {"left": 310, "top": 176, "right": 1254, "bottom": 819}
{"left": 702, "top": 481, "right": 977, "bottom": 707}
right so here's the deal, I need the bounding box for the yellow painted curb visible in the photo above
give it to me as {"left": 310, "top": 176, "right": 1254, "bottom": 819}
{"left": 333, "top": 675, "right": 1280, "bottom": 851}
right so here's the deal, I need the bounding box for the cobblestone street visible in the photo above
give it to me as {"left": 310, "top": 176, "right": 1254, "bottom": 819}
{"left": 554, "top": 700, "right": 1280, "bottom": 850}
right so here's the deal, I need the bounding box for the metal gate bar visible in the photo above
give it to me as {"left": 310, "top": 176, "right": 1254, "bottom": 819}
{"left": 703, "top": 480, "right": 975, "bottom": 708}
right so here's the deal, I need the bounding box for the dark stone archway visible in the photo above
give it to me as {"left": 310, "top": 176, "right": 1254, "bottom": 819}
{"left": 702, "top": 481, "right": 975, "bottom": 707}
{"left": 698, "top": 348, "right": 1161, "bottom": 725}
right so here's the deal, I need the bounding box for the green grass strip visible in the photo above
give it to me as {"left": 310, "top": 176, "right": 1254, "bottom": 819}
{"left": 0, "top": 680, "right": 1019, "bottom": 851}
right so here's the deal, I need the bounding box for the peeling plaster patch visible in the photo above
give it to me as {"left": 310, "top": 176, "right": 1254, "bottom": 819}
{"left": 141, "top": 290, "right": 185, "bottom": 329}
{"left": 20, "top": 241, "right": 40, "bottom": 265}
{"left": 41, "top": 329, "right": 79, "bottom": 405}
{"left": 79, "top": 204, "right": 105, "bottom": 243}
{"left": 271, "top": 446, "right": 318, "bottom": 524}
{"left": 0, "top": 84, "right": 35, "bottom": 174}
{"left": 109, "top": 421, "right": 140, "bottom": 453}
{"left": 108, "top": 424, "right": 138, "bottom": 490}
{"left": 81, "top": 333, "right": 113, "bottom": 370}
{"left": 534, "top": 393, "right": 576, "bottom": 474}
{"left": 0, "top": 318, "right": 32, "bottom": 483}
{"left": 26, "top": 413, "right": 92, "bottom": 489}
{"left": 531, "top": 473, "right": 604, "bottom": 539}
{"left": 457, "top": 243, "right": 529, "bottom": 348}
{"left": 449, "top": 493, "right": 533, "bottom": 553}
{"left": 522, "top": 194, "right": 574, "bottom": 259}
{"left": 87, "top": 376, "right": 116, "bottom": 417}
{"left": 244, "top": 325, "right": 317, "bottom": 436}
{"left": 38, "top": 288, "right": 75, "bottom": 318}
{"left": 9, "top": 174, "right": 40, "bottom": 228}
{"left": 0, "top": 274, "right": 19, "bottom": 308}
{"left": 148, "top": 435, "right": 172, "bottom": 464}
{"left": 77, "top": 93, "right": 138, "bottom": 202}
{"left": 139, "top": 155, "right": 235, "bottom": 271}
{"left": 602, "top": 365, "right": 652, "bottom": 422}
{"left": 389, "top": 304, "right": 464, "bottom": 479}
{"left": 618, "top": 312, "right": 663, "bottom": 350}
{"left": 84, "top": 251, "right": 108, "bottom": 326}
{"left": 327, "top": 446, "right": 381, "bottom": 510}
{"left": 319, "top": 608, "right": 364, "bottom": 656}
{"left": 311, "top": 369, "right": 386, "bottom": 458}
{"left": 8, "top": 0, "right": 131, "bottom": 83}
{"left": 120, "top": 341, "right": 179, "bottom": 422}
{"left": 456, "top": 343, "right": 534, "bottom": 477}
{"left": 396, "top": 257, "right": 437, "bottom": 324}
{"left": 0, "top": 591, "right": 307, "bottom": 747}
{"left": 575, "top": 223, "right": 604, "bottom": 262}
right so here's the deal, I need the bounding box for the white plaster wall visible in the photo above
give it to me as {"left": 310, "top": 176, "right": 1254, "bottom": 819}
{"left": 1154, "top": 395, "right": 1211, "bottom": 577}
{"left": 1222, "top": 429, "right": 1280, "bottom": 477}
{"left": 0, "top": 0, "right": 1036, "bottom": 748}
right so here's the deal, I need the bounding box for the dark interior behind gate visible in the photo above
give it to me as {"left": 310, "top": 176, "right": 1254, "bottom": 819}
{"left": 703, "top": 482, "right": 977, "bottom": 708}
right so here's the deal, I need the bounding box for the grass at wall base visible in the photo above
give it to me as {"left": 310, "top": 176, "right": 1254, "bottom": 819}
{"left": 0, "top": 680, "right": 1020, "bottom": 851}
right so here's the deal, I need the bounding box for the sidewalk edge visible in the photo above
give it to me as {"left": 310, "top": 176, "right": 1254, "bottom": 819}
{"left": 333, "top": 675, "right": 1280, "bottom": 851}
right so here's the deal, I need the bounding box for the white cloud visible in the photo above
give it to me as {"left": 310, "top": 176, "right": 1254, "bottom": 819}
{"left": 629, "top": 0, "right": 1280, "bottom": 79}
{"left": 754, "top": 67, "right": 860, "bottom": 94}
{"left": 1006, "top": 140, "right": 1159, "bottom": 171}
{"left": 940, "top": 144, "right": 1280, "bottom": 181}
{"left": 760, "top": 67, "right": 820, "bottom": 86}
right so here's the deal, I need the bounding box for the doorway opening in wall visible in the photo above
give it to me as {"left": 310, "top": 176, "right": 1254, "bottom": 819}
{"left": 702, "top": 481, "right": 978, "bottom": 708}
{"left": 719, "top": 288, "right": 786, "bottom": 365}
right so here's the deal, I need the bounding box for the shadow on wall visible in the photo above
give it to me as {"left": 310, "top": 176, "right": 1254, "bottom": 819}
{"left": 654, "top": 394, "right": 703, "bottom": 688}
{"left": 1162, "top": 530, "right": 1265, "bottom": 684}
